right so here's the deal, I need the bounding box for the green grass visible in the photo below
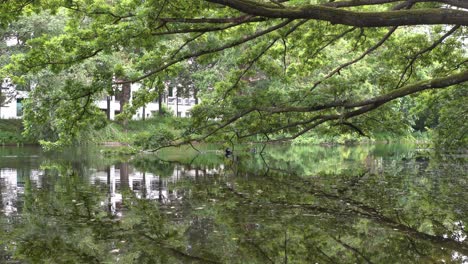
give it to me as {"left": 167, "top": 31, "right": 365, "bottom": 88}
{"left": 88, "top": 116, "right": 188, "bottom": 147}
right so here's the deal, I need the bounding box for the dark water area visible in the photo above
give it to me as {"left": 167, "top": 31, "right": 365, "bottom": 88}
{"left": 0, "top": 144, "right": 467, "bottom": 263}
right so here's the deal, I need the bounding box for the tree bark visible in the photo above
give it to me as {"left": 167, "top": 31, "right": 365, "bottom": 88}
{"left": 205, "top": 0, "right": 468, "bottom": 27}
{"left": 120, "top": 82, "right": 131, "bottom": 126}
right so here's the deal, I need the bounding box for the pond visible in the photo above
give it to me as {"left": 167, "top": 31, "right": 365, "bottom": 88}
{"left": 0, "top": 144, "right": 467, "bottom": 263}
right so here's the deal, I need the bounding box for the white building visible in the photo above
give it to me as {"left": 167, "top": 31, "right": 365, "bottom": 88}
{"left": 0, "top": 81, "right": 197, "bottom": 120}
{"left": 98, "top": 82, "right": 197, "bottom": 120}
{"left": 0, "top": 79, "right": 27, "bottom": 119}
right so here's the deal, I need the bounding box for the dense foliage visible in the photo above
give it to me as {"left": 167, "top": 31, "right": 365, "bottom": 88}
{"left": 0, "top": 0, "right": 466, "bottom": 149}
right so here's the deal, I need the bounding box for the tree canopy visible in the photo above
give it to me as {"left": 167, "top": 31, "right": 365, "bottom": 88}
{"left": 0, "top": 0, "right": 467, "bottom": 148}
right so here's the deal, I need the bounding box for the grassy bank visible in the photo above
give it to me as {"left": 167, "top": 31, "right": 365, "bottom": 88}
{"left": 0, "top": 119, "right": 36, "bottom": 145}
{"left": 89, "top": 116, "right": 188, "bottom": 148}
{"left": 0, "top": 117, "right": 186, "bottom": 148}
{"left": 292, "top": 131, "right": 431, "bottom": 146}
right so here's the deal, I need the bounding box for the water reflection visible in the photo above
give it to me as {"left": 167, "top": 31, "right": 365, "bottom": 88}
{"left": 91, "top": 163, "right": 223, "bottom": 216}
{"left": 0, "top": 144, "right": 467, "bottom": 263}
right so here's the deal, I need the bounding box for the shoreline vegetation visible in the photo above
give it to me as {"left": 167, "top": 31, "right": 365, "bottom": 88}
{"left": 1, "top": 118, "right": 433, "bottom": 152}
{"left": 0, "top": 119, "right": 36, "bottom": 146}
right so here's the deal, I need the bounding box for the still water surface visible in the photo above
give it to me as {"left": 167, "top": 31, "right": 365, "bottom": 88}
{"left": 0, "top": 144, "right": 467, "bottom": 263}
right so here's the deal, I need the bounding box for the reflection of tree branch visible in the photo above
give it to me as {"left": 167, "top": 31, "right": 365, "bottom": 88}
{"left": 140, "top": 233, "right": 222, "bottom": 263}
{"left": 240, "top": 172, "right": 468, "bottom": 256}
{"left": 337, "top": 170, "right": 369, "bottom": 194}
{"left": 405, "top": 237, "right": 431, "bottom": 259}
{"left": 294, "top": 178, "right": 468, "bottom": 256}
{"left": 312, "top": 244, "right": 336, "bottom": 263}
{"left": 242, "top": 240, "right": 275, "bottom": 264}
{"left": 331, "top": 235, "right": 374, "bottom": 264}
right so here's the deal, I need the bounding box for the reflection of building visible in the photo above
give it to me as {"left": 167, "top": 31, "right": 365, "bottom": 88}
{"left": 91, "top": 164, "right": 222, "bottom": 216}
{"left": 0, "top": 168, "right": 41, "bottom": 216}
{"left": 0, "top": 162, "right": 222, "bottom": 217}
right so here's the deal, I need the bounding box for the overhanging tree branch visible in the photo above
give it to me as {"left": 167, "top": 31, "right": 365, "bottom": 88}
{"left": 117, "top": 19, "right": 293, "bottom": 84}
{"left": 311, "top": 26, "right": 398, "bottom": 91}
{"left": 395, "top": 24, "right": 461, "bottom": 88}
{"left": 198, "top": 69, "right": 468, "bottom": 144}
{"left": 205, "top": 0, "right": 468, "bottom": 27}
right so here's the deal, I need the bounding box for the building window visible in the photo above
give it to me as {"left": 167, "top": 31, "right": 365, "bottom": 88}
{"left": 132, "top": 180, "right": 142, "bottom": 191}
{"left": 16, "top": 98, "right": 23, "bottom": 116}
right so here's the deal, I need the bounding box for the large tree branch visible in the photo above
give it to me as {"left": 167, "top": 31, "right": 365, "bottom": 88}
{"left": 205, "top": 0, "right": 468, "bottom": 27}
{"left": 311, "top": 26, "right": 398, "bottom": 91}
{"left": 324, "top": 0, "right": 468, "bottom": 9}
{"left": 346, "top": 69, "right": 468, "bottom": 108}
{"left": 255, "top": 69, "right": 468, "bottom": 114}
{"left": 117, "top": 19, "right": 293, "bottom": 84}
{"left": 213, "top": 69, "right": 468, "bottom": 142}
{"left": 395, "top": 24, "right": 461, "bottom": 88}
{"left": 221, "top": 19, "right": 307, "bottom": 99}
{"left": 310, "top": 0, "right": 416, "bottom": 90}
{"left": 158, "top": 16, "right": 265, "bottom": 24}
{"left": 323, "top": 0, "right": 401, "bottom": 8}
{"left": 154, "top": 69, "right": 467, "bottom": 148}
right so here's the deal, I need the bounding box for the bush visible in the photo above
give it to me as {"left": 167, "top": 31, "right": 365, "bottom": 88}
{"left": 133, "top": 128, "right": 176, "bottom": 150}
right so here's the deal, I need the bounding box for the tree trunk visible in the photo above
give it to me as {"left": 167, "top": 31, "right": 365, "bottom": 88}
{"left": 106, "top": 96, "right": 111, "bottom": 120}
{"left": 120, "top": 82, "right": 131, "bottom": 126}
{"left": 158, "top": 89, "right": 164, "bottom": 116}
